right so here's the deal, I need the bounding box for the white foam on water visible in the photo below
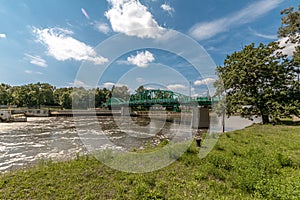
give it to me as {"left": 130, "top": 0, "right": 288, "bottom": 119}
{"left": 0, "top": 145, "right": 6, "bottom": 151}
{"left": 31, "top": 144, "right": 45, "bottom": 148}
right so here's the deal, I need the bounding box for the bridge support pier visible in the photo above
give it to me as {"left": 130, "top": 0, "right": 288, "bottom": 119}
{"left": 192, "top": 107, "right": 210, "bottom": 129}
{"left": 121, "top": 106, "right": 131, "bottom": 116}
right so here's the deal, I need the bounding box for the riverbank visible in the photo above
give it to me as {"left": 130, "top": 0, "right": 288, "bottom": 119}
{"left": 1, "top": 124, "right": 300, "bottom": 199}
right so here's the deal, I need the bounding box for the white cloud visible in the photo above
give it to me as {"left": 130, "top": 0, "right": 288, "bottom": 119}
{"left": 161, "top": 4, "right": 174, "bottom": 14}
{"left": 103, "top": 82, "right": 127, "bottom": 89}
{"left": 127, "top": 51, "right": 155, "bottom": 67}
{"left": 0, "top": 33, "right": 6, "bottom": 38}
{"left": 33, "top": 27, "right": 108, "bottom": 65}
{"left": 103, "top": 82, "right": 115, "bottom": 89}
{"left": 105, "top": 0, "right": 165, "bottom": 38}
{"left": 25, "top": 70, "right": 43, "bottom": 75}
{"left": 81, "top": 8, "right": 90, "bottom": 20}
{"left": 194, "top": 78, "right": 216, "bottom": 86}
{"left": 167, "top": 84, "right": 187, "bottom": 91}
{"left": 278, "top": 37, "right": 298, "bottom": 57}
{"left": 144, "top": 86, "right": 156, "bottom": 90}
{"left": 189, "top": 0, "right": 283, "bottom": 40}
{"left": 116, "top": 60, "right": 131, "bottom": 65}
{"left": 72, "top": 80, "right": 91, "bottom": 88}
{"left": 95, "top": 22, "right": 110, "bottom": 34}
{"left": 24, "top": 53, "right": 48, "bottom": 68}
{"left": 249, "top": 28, "right": 277, "bottom": 40}
{"left": 136, "top": 77, "right": 146, "bottom": 83}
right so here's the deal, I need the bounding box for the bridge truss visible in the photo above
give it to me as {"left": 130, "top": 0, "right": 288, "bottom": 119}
{"left": 107, "top": 89, "right": 219, "bottom": 111}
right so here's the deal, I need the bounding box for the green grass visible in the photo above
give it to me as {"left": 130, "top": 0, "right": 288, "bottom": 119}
{"left": 1, "top": 124, "right": 300, "bottom": 199}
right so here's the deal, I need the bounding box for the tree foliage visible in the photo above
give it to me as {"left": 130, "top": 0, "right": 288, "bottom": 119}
{"left": 278, "top": 5, "right": 300, "bottom": 45}
{"left": 215, "top": 42, "right": 298, "bottom": 123}
{"left": 215, "top": 6, "right": 300, "bottom": 124}
{"left": 0, "top": 82, "right": 116, "bottom": 110}
{"left": 278, "top": 5, "right": 300, "bottom": 101}
{"left": 111, "top": 85, "right": 130, "bottom": 101}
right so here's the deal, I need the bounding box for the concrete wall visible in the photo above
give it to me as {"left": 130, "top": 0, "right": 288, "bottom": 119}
{"left": 293, "top": 115, "right": 300, "bottom": 122}
{"left": 121, "top": 107, "right": 131, "bottom": 116}
{"left": 0, "top": 110, "right": 11, "bottom": 122}
{"left": 192, "top": 107, "right": 210, "bottom": 129}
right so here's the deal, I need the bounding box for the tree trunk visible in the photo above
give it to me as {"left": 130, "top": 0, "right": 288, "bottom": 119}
{"left": 262, "top": 114, "right": 270, "bottom": 124}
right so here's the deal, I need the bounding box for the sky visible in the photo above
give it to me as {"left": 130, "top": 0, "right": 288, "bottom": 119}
{"left": 0, "top": 0, "right": 298, "bottom": 96}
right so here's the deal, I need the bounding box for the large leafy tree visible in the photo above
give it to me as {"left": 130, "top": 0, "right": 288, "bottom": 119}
{"left": 278, "top": 5, "right": 300, "bottom": 101}
{"left": 215, "top": 42, "right": 297, "bottom": 124}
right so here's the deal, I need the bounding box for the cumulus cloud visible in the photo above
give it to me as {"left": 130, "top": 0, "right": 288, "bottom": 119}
{"left": 127, "top": 51, "right": 155, "bottom": 67}
{"left": 167, "top": 84, "right": 187, "bottom": 91}
{"left": 161, "top": 4, "right": 174, "bottom": 14}
{"left": 194, "top": 78, "right": 216, "bottom": 86}
{"left": 105, "top": 0, "right": 165, "bottom": 38}
{"left": 24, "top": 53, "right": 48, "bottom": 68}
{"left": 103, "top": 82, "right": 127, "bottom": 89}
{"left": 0, "top": 33, "right": 6, "bottom": 38}
{"left": 189, "top": 0, "right": 283, "bottom": 40}
{"left": 33, "top": 27, "right": 108, "bottom": 65}
{"left": 95, "top": 22, "right": 110, "bottom": 34}
{"left": 72, "top": 80, "right": 92, "bottom": 88}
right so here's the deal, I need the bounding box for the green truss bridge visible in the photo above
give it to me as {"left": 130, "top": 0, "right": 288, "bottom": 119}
{"left": 107, "top": 89, "right": 220, "bottom": 110}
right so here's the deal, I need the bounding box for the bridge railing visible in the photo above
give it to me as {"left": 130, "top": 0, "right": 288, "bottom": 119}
{"left": 107, "top": 97, "right": 220, "bottom": 107}
{"left": 106, "top": 89, "right": 221, "bottom": 107}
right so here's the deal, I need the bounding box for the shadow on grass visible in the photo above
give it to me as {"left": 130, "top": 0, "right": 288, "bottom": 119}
{"left": 278, "top": 119, "right": 300, "bottom": 126}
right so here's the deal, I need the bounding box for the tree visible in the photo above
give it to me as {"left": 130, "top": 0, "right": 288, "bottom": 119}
{"left": 38, "top": 83, "right": 55, "bottom": 107}
{"left": 278, "top": 5, "right": 300, "bottom": 46}
{"left": 95, "top": 87, "right": 111, "bottom": 107}
{"left": 111, "top": 86, "right": 130, "bottom": 101}
{"left": 10, "top": 86, "right": 24, "bottom": 107}
{"left": 136, "top": 85, "right": 145, "bottom": 93}
{"left": 278, "top": 5, "right": 300, "bottom": 103}
{"left": 71, "top": 87, "right": 89, "bottom": 109}
{"left": 214, "top": 42, "right": 297, "bottom": 124}
{"left": 0, "top": 84, "right": 11, "bottom": 106}
{"left": 54, "top": 88, "right": 73, "bottom": 109}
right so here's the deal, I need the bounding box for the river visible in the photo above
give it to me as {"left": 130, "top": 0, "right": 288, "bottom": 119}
{"left": 0, "top": 115, "right": 261, "bottom": 172}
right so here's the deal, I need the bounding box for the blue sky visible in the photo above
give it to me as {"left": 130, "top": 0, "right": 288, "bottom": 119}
{"left": 0, "top": 0, "right": 298, "bottom": 96}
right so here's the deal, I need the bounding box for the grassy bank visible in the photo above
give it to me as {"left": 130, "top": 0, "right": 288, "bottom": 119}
{"left": 1, "top": 125, "right": 300, "bottom": 199}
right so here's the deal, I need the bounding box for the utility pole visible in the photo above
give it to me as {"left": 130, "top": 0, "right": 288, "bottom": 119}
{"left": 222, "top": 111, "right": 225, "bottom": 133}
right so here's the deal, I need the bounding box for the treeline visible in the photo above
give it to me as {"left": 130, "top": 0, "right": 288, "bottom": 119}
{"left": 0, "top": 83, "right": 130, "bottom": 109}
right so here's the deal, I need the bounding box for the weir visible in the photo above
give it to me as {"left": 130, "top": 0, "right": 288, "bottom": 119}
{"left": 119, "top": 106, "right": 210, "bottom": 129}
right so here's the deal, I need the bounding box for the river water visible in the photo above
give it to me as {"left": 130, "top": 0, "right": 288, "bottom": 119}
{"left": 0, "top": 115, "right": 261, "bottom": 172}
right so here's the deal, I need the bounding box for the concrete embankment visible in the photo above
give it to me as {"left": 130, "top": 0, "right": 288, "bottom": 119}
{"left": 49, "top": 110, "right": 118, "bottom": 117}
